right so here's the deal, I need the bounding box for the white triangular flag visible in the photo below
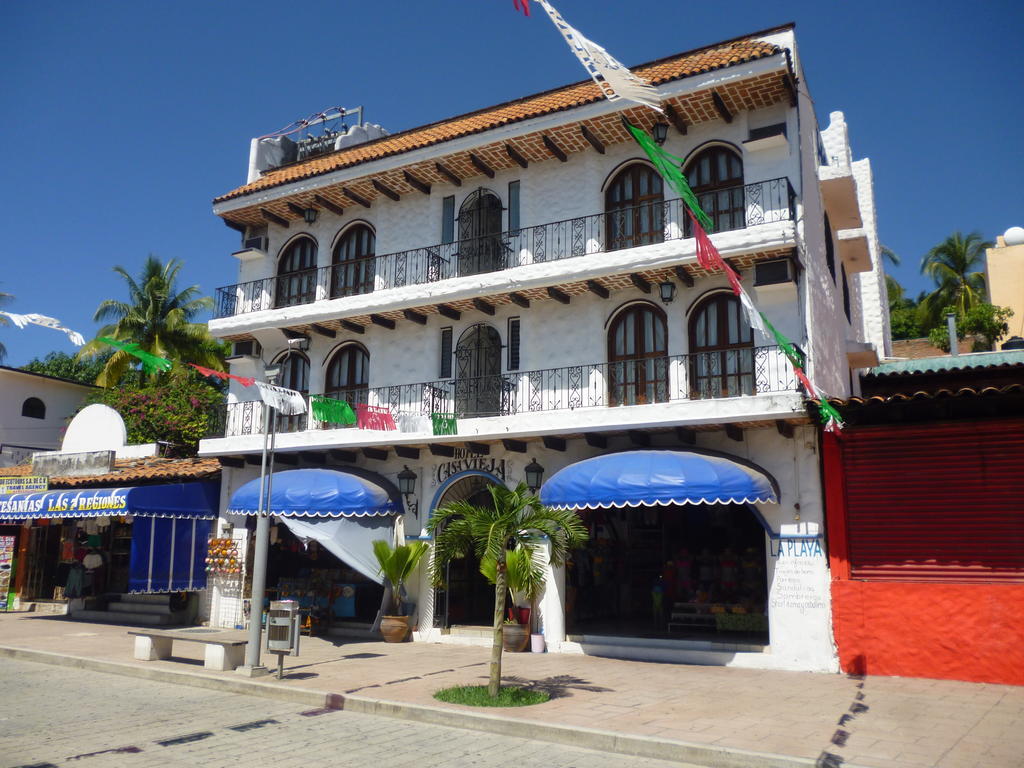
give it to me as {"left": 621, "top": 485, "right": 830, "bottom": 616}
{"left": 737, "top": 288, "right": 772, "bottom": 343}
{"left": 537, "top": 0, "right": 663, "bottom": 113}
{"left": 0, "top": 311, "right": 86, "bottom": 346}
{"left": 255, "top": 381, "right": 307, "bottom": 415}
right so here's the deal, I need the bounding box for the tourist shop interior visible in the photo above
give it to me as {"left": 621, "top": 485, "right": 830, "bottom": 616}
{"left": 261, "top": 520, "right": 384, "bottom": 634}
{"left": 565, "top": 503, "right": 769, "bottom": 643}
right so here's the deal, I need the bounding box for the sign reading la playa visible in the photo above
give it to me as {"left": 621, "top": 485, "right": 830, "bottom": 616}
{"left": 0, "top": 490, "right": 128, "bottom": 515}
{"left": 436, "top": 449, "right": 507, "bottom": 484}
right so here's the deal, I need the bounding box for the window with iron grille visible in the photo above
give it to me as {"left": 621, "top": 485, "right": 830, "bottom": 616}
{"left": 507, "top": 317, "right": 521, "bottom": 370}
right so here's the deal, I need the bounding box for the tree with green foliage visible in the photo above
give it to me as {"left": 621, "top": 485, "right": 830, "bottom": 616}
{"left": 920, "top": 231, "right": 992, "bottom": 327}
{"left": 428, "top": 482, "right": 587, "bottom": 698}
{"left": 0, "top": 290, "right": 13, "bottom": 363}
{"left": 77, "top": 255, "right": 224, "bottom": 386}
{"left": 927, "top": 303, "right": 1014, "bottom": 353}
{"left": 21, "top": 350, "right": 115, "bottom": 385}
{"left": 83, "top": 367, "right": 224, "bottom": 456}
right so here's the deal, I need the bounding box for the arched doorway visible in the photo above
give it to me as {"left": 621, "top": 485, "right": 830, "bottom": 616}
{"left": 458, "top": 189, "right": 504, "bottom": 276}
{"left": 684, "top": 146, "right": 744, "bottom": 235}
{"left": 605, "top": 163, "right": 664, "bottom": 251}
{"left": 607, "top": 303, "right": 669, "bottom": 406}
{"left": 275, "top": 236, "right": 318, "bottom": 307}
{"left": 430, "top": 472, "right": 503, "bottom": 628}
{"left": 331, "top": 224, "right": 375, "bottom": 297}
{"left": 455, "top": 324, "right": 504, "bottom": 417}
{"left": 323, "top": 344, "right": 368, "bottom": 427}
{"left": 274, "top": 351, "right": 309, "bottom": 432}
{"left": 688, "top": 292, "right": 754, "bottom": 399}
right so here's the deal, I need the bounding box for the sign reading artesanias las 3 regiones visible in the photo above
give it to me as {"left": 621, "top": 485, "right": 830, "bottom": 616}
{"left": 0, "top": 476, "right": 48, "bottom": 493}
{"left": 0, "top": 489, "right": 128, "bottom": 516}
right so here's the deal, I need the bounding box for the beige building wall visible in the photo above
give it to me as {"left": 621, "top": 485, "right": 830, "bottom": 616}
{"left": 986, "top": 234, "right": 1024, "bottom": 342}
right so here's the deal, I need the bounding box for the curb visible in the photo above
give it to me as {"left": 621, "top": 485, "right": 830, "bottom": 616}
{"left": 1, "top": 644, "right": 832, "bottom": 768}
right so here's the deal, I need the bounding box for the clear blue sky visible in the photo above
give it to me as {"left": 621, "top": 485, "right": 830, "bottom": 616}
{"left": 1, "top": 0, "right": 1021, "bottom": 366}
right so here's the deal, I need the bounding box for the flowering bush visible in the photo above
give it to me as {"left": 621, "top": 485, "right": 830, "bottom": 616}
{"left": 86, "top": 369, "right": 224, "bottom": 456}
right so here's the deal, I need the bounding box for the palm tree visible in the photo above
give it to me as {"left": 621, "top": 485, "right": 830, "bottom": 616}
{"left": 428, "top": 482, "right": 588, "bottom": 698}
{"left": 0, "top": 290, "right": 12, "bottom": 363}
{"left": 919, "top": 231, "right": 992, "bottom": 327}
{"left": 78, "top": 256, "right": 223, "bottom": 386}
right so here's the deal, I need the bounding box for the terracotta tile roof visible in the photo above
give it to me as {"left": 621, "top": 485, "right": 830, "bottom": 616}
{"left": 0, "top": 457, "right": 222, "bottom": 489}
{"left": 821, "top": 383, "right": 1024, "bottom": 408}
{"left": 215, "top": 35, "right": 783, "bottom": 204}
{"left": 890, "top": 337, "right": 977, "bottom": 359}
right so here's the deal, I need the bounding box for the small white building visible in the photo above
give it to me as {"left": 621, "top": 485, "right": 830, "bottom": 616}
{"left": 200, "top": 23, "right": 887, "bottom": 672}
{"left": 0, "top": 366, "right": 94, "bottom": 467}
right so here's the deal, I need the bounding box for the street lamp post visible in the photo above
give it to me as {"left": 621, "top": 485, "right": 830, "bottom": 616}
{"left": 242, "top": 366, "right": 279, "bottom": 674}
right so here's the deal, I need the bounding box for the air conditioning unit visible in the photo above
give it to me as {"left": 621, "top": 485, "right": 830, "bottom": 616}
{"left": 230, "top": 340, "right": 262, "bottom": 359}
{"left": 243, "top": 235, "right": 269, "bottom": 252}
{"left": 754, "top": 258, "right": 796, "bottom": 287}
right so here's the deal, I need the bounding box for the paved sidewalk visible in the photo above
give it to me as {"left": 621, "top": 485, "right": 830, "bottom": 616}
{"left": 0, "top": 613, "right": 1020, "bottom": 768}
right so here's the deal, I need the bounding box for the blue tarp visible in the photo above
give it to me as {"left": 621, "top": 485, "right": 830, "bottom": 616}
{"left": 540, "top": 450, "right": 778, "bottom": 510}
{"left": 0, "top": 481, "right": 219, "bottom": 521}
{"left": 227, "top": 469, "right": 398, "bottom": 518}
{"left": 129, "top": 516, "right": 211, "bottom": 593}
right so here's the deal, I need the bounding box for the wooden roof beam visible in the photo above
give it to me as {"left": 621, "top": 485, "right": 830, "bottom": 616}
{"left": 505, "top": 143, "right": 529, "bottom": 169}
{"left": 580, "top": 125, "right": 605, "bottom": 154}
{"left": 712, "top": 90, "right": 733, "bottom": 123}
{"left": 473, "top": 298, "right": 495, "bottom": 316}
{"left": 372, "top": 179, "right": 400, "bottom": 202}
{"left": 370, "top": 314, "right": 396, "bottom": 329}
{"left": 673, "top": 266, "right": 694, "bottom": 288}
{"left": 403, "top": 309, "right": 427, "bottom": 325}
{"left": 313, "top": 194, "right": 344, "bottom": 216}
{"left": 663, "top": 103, "right": 688, "bottom": 135}
{"left": 343, "top": 186, "right": 372, "bottom": 208}
{"left": 469, "top": 153, "right": 495, "bottom": 179}
{"left": 435, "top": 161, "right": 462, "bottom": 187}
{"left": 509, "top": 292, "right": 530, "bottom": 308}
{"left": 630, "top": 273, "right": 651, "bottom": 294}
{"left": 340, "top": 319, "right": 364, "bottom": 335}
{"left": 437, "top": 304, "right": 461, "bottom": 321}
{"left": 586, "top": 280, "right": 609, "bottom": 299}
{"left": 547, "top": 286, "right": 571, "bottom": 304}
{"left": 260, "top": 208, "right": 289, "bottom": 228}
{"left": 403, "top": 171, "right": 431, "bottom": 195}
{"left": 542, "top": 135, "right": 568, "bottom": 162}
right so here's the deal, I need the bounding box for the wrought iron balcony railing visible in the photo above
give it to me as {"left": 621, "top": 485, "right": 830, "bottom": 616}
{"left": 206, "top": 345, "right": 797, "bottom": 438}
{"left": 214, "top": 177, "right": 796, "bottom": 318}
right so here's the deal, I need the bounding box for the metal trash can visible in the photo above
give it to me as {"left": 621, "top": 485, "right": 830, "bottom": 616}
{"left": 266, "top": 599, "right": 300, "bottom": 677}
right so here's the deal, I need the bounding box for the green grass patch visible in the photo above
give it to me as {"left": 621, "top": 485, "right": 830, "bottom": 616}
{"left": 433, "top": 685, "right": 550, "bottom": 707}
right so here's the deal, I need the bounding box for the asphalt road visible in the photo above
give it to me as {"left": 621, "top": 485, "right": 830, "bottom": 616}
{"left": 0, "top": 658, "right": 701, "bottom": 768}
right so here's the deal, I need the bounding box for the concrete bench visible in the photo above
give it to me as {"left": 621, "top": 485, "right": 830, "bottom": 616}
{"left": 128, "top": 628, "right": 248, "bottom": 671}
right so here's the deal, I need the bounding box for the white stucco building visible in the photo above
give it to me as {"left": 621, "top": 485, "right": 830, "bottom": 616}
{"left": 0, "top": 367, "right": 94, "bottom": 467}
{"left": 200, "top": 24, "right": 886, "bottom": 672}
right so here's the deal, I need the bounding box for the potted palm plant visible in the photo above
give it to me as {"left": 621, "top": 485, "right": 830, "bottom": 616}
{"left": 372, "top": 539, "right": 429, "bottom": 643}
{"left": 481, "top": 546, "right": 544, "bottom": 653}
{"left": 428, "top": 482, "right": 587, "bottom": 697}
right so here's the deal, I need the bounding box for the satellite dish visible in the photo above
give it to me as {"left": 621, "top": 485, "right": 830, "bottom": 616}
{"left": 1003, "top": 226, "right": 1024, "bottom": 247}
{"left": 62, "top": 404, "right": 127, "bottom": 453}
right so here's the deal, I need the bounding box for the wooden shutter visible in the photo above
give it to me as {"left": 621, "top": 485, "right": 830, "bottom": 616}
{"left": 508, "top": 181, "right": 520, "bottom": 232}
{"left": 841, "top": 419, "right": 1024, "bottom": 582}
{"left": 439, "top": 327, "right": 453, "bottom": 378}
{"left": 507, "top": 317, "right": 520, "bottom": 370}
{"left": 441, "top": 196, "right": 455, "bottom": 244}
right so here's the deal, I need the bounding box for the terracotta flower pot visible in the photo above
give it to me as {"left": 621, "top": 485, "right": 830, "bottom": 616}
{"left": 380, "top": 615, "right": 410, "bottom": 643}
{"left": 502, "top": 622, "right": 530, "bottom": 652}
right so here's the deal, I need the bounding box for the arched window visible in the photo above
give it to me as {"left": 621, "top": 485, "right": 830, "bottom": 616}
{"left": 273, "top": 351, "right": 309, "bottom": 433}
{"left": 324, "top": 344, "right": 369, "bottom": 427}
{"left": 21, "top": 397, "right": 45, "bottom": 419}
{"left": 331, "top": 225, "right": 375, "bottom": 298}
{"left": 275, "top": 236, "right": 318, "bottom": 308}
{"left": 457, "top": 190, "right": 505, "bottom": 276}
{"left": 454, "top": 324, "right": 504, "bottom": 417}
{"left": 684, "top": 146, "right": 744, "bottom": 234}
{"left": 607, "top": 303, "right": 668, "bottom": 406}
{"left": 824, "top": 213, "right": 837, "bottom": 283}
{"left": 605, "top": 163, "right": 664, "bottom": 251}
{"left": 688, "top": 293, "right": 754, "bottom": 399}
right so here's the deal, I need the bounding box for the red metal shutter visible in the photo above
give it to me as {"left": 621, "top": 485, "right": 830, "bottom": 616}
{"left": 841, "top": 419, "right": 1024, "bottom": 582}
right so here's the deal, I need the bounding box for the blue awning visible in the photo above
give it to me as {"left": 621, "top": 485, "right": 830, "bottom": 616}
{"left": 540, "top": 450, "right": 778, "bottom": 510}
{"left": 0, "top": 481, "right": 219, "bottom": 521}
{"left": 227, "top": 468, "right": 398, "bottom": 518}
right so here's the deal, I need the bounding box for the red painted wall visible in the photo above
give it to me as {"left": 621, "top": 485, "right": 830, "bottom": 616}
{"left": 832, "top": 580, "right": 1024, "bottom": 685}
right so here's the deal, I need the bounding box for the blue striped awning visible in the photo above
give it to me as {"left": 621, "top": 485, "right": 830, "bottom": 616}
{"left": 540, "top": 450, "right": 778, "bottom": 510}
{"left": 0, "top": 482, "right": 219, "bottom": 521}
{"left": 227, "top": 468, "right": 398, "bottom": 518}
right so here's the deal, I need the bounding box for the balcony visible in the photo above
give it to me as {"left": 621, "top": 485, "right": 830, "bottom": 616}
{"left": 206, "top": 345, "right": 797, "bottom": 439}
{"left": 214, "top": 178, "right": 795, "bottom": 319}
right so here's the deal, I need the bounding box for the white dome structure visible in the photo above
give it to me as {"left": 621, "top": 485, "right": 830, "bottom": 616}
{"left": 1004, "top": 226, "right": 1024, "bottom": 247}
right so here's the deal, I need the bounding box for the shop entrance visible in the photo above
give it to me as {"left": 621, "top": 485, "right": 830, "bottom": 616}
{"left": 566, "top": 503, "right": 768, "bottom": 643}
{"left": 264, "top": 522, "right": 384, "bottom": 635}
{"left": 432, "top": 474, "right": 499, "bottom": 628}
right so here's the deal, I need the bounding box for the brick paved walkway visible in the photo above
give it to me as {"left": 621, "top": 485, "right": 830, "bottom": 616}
{"left": 1, "top": 613, "right": 1021, "bottom": 768}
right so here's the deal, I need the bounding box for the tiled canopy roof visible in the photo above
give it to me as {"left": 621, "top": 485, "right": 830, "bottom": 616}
{"left": 0, "top": 457, "right": 222, "bottom": 489}
{"left": 215, "top": 35, "right": 783, "bottom": 203}
{"left": 820, "top": 383, "right": 1024, "bottom": 408}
